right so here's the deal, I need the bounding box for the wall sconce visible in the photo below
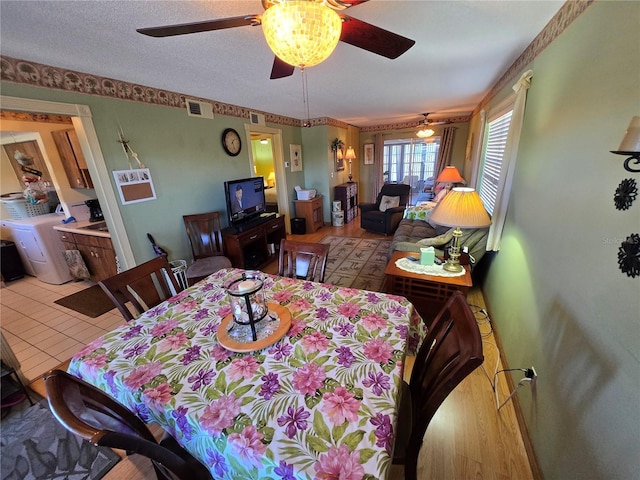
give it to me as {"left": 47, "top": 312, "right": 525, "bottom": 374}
{"left": 345, "top": 146, "right": 356, "bottom": 183}
{"left": 331, "top": 138, "right": 345, "bottom": 171}
{"left": 611, "top": 116, "right": 640, "bottom": 172}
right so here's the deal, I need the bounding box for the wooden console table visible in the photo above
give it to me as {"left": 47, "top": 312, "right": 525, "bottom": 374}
{"left": 384, "top": 251, "right": 472, "bottom": 324}
{"left": 221, "top": 215, "right": 286, "bottom": 269}
{"left": 294, "top": 195, "right": 324, "bottom": 233}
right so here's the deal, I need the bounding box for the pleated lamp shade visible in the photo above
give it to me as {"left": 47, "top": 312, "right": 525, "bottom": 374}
{"left": 430, "top": 187, "right": 491, "bottom": 228}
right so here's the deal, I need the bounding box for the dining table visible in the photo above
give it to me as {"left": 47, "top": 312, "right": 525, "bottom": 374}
{"left": 68, "top": 267, "right": 426, "bottom": 479}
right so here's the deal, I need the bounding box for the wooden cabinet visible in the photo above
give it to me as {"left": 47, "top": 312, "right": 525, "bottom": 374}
{"left": 3, "top": 140, "right": 54, "bottom": 185}
{"left": 294, "top": 195, "right": 324, "bottom": 233}
{"left": 334, "top": 183, "right": 358, "bottom": 224}
{"left": 222, "top": 215, "right": 286, "bottom": 269}
{"left": 52, "top": 128, "right": 94, "bottom": 189}
{"left": 58, "top": 231, "right": 116, "bottom": 282}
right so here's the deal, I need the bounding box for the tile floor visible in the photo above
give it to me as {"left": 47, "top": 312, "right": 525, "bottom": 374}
{"left": 0, "top": 275, "right": 125, "bottom": 382}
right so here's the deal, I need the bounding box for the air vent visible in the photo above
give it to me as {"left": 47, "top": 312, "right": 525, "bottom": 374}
{"left": 185, "top": 99, "right": 214, "bottom": 119}
{"left": 250, "top": 112, "right": 265, "bottom": 126}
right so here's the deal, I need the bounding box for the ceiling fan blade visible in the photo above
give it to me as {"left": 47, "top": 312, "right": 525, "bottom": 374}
{"left": 137, "top": 15, "right": 259, "bottom": 38}
{"left": 339, "top": 15, "right": 415, "bottom": 59}
{"left": 270, "top": 57, "right": 296, "bottom": 80}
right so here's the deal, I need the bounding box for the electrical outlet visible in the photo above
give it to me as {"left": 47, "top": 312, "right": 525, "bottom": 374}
{"left": 525, "top": 367, "right": 537, "bottom": 388}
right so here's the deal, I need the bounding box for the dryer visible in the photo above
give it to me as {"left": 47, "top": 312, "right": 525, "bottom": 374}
{"left": 0, "top": 213, "right": 72, "bottom": 285}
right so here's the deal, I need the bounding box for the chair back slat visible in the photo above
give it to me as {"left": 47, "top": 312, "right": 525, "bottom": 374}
{"left": 99, "top": 256, "right": 182, "bottom": 321}
{"left": 278, "top": 239, "right": 329, "bottom": 283}
{"left": 44, "top": 369, "right": 212, "bottom": 480}
{"left": 398, "top": 291, "right": 483, "bottom": 480}
{"left": 183, "top": 212, "right": 225, "bottom": 260}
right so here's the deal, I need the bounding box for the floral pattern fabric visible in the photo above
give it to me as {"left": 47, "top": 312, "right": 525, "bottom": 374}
{"left": 68, "top": 268, "right": 426, "bottom": 480}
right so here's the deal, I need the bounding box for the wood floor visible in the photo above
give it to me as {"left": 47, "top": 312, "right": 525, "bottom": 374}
{"left": 28, "top": 221, "right": 535, "bottom": 480}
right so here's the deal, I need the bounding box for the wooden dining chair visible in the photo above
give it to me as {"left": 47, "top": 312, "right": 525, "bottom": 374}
{"left": 44, "top": 369, "right": 212, "bottom": 480}
{"left": 182, "top": 211, "right": 232, "bottom": 286}
{"left": 99, "top": 256, "right": 182, "bottom": 322}
{"left": 277, "top": 239, "right": 329, "bottom": 283}
{"left": 393, "top": 291, "right": 484, "bottom": 480}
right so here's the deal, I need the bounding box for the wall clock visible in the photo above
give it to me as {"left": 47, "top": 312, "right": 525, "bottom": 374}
{"left": 222, "top": 128, "right": 242, "bottom": 157}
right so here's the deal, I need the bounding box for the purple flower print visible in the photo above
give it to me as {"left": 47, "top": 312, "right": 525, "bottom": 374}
{"left": 171, "top": 406, "right": 192, "bottom": 441}
{"left": 334, "top": 323, "right": 355, "bottom": 336}
{"left": 370, "top": 413, "right": 394, "bottom": 454}
{"left": 205, "top": 448, "right": 228, "bottom": 478}
{"left": 187, "top": 368, "right": 215, "bottom": 390}
{"left": 277, "top": 406, "right": 311, "bottom": 438}
{"left": 105, "top": 370, "right": 117, "bottom": 396}
{"left": 122, "top": 325, "right": 143, "bottom": 340}
{"left": 145, "top": 305, "right": 167, "bottom": 317}
{"left": 193, "top": 308, "right": 210, "bottom": 320}
{"left": 181, "top": 345, "right": 201, "bottom": 365}
{"left": 362, "top": 371, "right": 391, "bottom": 396}
{"left": 133, "top": 402, "right": 151, "bottom": 423}
{"left": 200, "top": 322, "right": 217, "bottom": 336}
{"left": 336, "top": 346, "right": 355, "bottom": 368}
{"left": 268, "top": 343, "right": 292, "bottom": 360}
{"left": 316, "top": 290, "right": 332, "bottom": 301}
{"left": 387, "top": 303, "right": 408, "bottom": 316}
{"left": 259, "top": 372, "right": 281, "bottom": 400}
{"left": 365, "top": 292, "right": 380, "bottom": 304}
{"left": 274, "top": 460, "right": 295, "bottom": 479}
{"left": 123, "top": 343, "right": 148, "bottom": 359}
{"left": 315, "top": 307, "right": 330, "bottom": 321}
{"left": 395, "top": 323, "right": 409, "bottom": 339}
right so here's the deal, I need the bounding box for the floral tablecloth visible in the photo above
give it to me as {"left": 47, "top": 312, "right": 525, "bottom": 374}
{"left": 69, "top": 268, "right": 425, "bottom": 480}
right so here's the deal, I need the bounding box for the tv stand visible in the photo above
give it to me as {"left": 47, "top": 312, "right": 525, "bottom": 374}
{"left": 222, "top": 214, "right": 286, "bottom": 269}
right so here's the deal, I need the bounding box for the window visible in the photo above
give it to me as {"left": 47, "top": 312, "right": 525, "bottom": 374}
{"left": 477, "top": 110, "right": 513, "bottom": 215}
{"left": 382, "top": 139, "right": 440, "bottom": 187}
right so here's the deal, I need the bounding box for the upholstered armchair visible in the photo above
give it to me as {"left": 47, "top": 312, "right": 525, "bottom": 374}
{"left": 359, "top": 183, "right": 411, "bottom": 235}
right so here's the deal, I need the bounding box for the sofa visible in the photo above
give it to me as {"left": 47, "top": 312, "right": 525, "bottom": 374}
{"left": 389, "top": 216, "right": 489, "bottom": 269}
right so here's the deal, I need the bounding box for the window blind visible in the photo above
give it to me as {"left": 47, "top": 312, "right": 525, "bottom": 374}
{"left": 478, "top": 110, "right": 513, "bottom": 214}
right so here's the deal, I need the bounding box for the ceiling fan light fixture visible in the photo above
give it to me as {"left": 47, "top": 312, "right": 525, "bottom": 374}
{"left": 416, "top": 127, "right": 435, "bottom": 138}
{"left": 262, "top": 0, "right": 342, "bottom": 69}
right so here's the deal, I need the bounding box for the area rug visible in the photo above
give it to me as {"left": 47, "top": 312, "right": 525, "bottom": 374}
{"left": 54, "top": 285, "right": 115, "bottom": 318}
{"left": 0, "top": 400, "right": 120, "bottom": 480}
{"left": 319, "top": 236, "right": 391, "bottom": 291}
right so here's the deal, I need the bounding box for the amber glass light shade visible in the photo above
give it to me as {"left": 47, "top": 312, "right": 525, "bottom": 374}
{"left": 262, "top": 1, "right": 342, "bottom": 68}
{"left": 416, "top": 127, "right": 435, "bottom": 138}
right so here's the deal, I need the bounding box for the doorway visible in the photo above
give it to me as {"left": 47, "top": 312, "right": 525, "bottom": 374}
{"left": 244, "top": 124, "right": 290, "bottom": 232}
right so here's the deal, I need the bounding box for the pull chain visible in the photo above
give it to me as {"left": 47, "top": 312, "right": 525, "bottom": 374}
{"left": 301, "top": 68, "right": 311, "bottom": 128}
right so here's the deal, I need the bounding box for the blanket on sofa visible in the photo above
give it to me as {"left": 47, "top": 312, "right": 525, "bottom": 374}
{"left": 390, "top": 218, "right": 489, "bottom": 268}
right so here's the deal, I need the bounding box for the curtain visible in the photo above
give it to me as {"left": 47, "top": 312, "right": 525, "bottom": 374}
{"left": 434, "top": 127, "right": 456, "bottom": 178}
{"left": 485, "top": 69, "right": 533, "bottom": 251}
{"left": 373, "top": 133, "right": 384, "bottom": 202}
{"left": 469, "top": 109, "right": 487, "bottom": 187}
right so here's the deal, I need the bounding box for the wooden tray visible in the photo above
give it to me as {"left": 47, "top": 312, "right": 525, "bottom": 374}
{"left": 217, "top": 303, "right": 291, "bottom": 353}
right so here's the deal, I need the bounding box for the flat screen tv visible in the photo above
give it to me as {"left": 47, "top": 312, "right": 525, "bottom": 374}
{"left": 224, "top": 176, "right": 267, "bottom": 227}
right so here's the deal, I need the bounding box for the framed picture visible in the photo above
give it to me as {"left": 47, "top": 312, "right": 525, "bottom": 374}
{"left": 113, "top": 168, "right": 156, "bottom": 205}
{"left": 290, "top": 144, "right": 302, "bottom": 172}
{"left": 364, "top": 143, "right": 374, "bottom": 164}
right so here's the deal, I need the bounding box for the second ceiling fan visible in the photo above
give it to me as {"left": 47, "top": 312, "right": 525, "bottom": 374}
{"left": 137, "top": 0, "right": 415, "bottom": 80}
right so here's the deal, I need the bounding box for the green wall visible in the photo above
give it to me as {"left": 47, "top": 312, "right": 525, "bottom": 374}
{"left": 0, "top": 82, "right": 300, "bottom": 264}
{"left": 475, "top": 2, "right": 639, "bottom": 478}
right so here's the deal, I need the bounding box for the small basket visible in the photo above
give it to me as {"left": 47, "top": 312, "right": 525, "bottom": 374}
{"left": 1, "top": 198, "right": 50, "bottom": 220}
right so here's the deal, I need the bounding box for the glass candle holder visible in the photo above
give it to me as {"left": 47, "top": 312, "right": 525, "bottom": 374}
{"left": 224, "top": 271, "right": 268, "bottom": 341}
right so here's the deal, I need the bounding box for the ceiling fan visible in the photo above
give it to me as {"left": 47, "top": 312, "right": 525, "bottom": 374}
{"left": 137, "top": 0, "right": 415, "bottom": 80}
{"left": 416, "top": 113, "right": 453, "bottom": 138}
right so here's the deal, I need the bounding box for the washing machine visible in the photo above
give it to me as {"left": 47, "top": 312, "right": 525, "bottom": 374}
{"left": 0, "top": 213, "right": 72, "bottom": 285}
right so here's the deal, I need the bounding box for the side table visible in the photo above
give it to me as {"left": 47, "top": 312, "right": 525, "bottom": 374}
{"left": 384, "top": 251, "right": 472, "bottom": 324}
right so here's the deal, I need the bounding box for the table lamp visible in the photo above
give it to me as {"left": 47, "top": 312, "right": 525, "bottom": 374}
{"left": 345, "top": 146, "right": 356, "bottom": 182}
{"left": 429, "top": 187, "right": 491, "bottom": 272}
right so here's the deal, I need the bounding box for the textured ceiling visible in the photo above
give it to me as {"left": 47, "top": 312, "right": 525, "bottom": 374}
{"left": 0, "top": 0, "right": 564, "bottom": 127}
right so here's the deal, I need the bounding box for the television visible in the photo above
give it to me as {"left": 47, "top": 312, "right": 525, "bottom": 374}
{"left": 224, "top": 176, "right": 268, "bottom": 227}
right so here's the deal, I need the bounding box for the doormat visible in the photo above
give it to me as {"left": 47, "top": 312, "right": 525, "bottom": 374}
{"left": 54, "top": 285, "right": 115, "bottom": 318}
{"left": 319, "top": 236, "right": 391, "bottom": 292}
{"left": 1, "top": 399, "right": 120, "bottom": 480}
